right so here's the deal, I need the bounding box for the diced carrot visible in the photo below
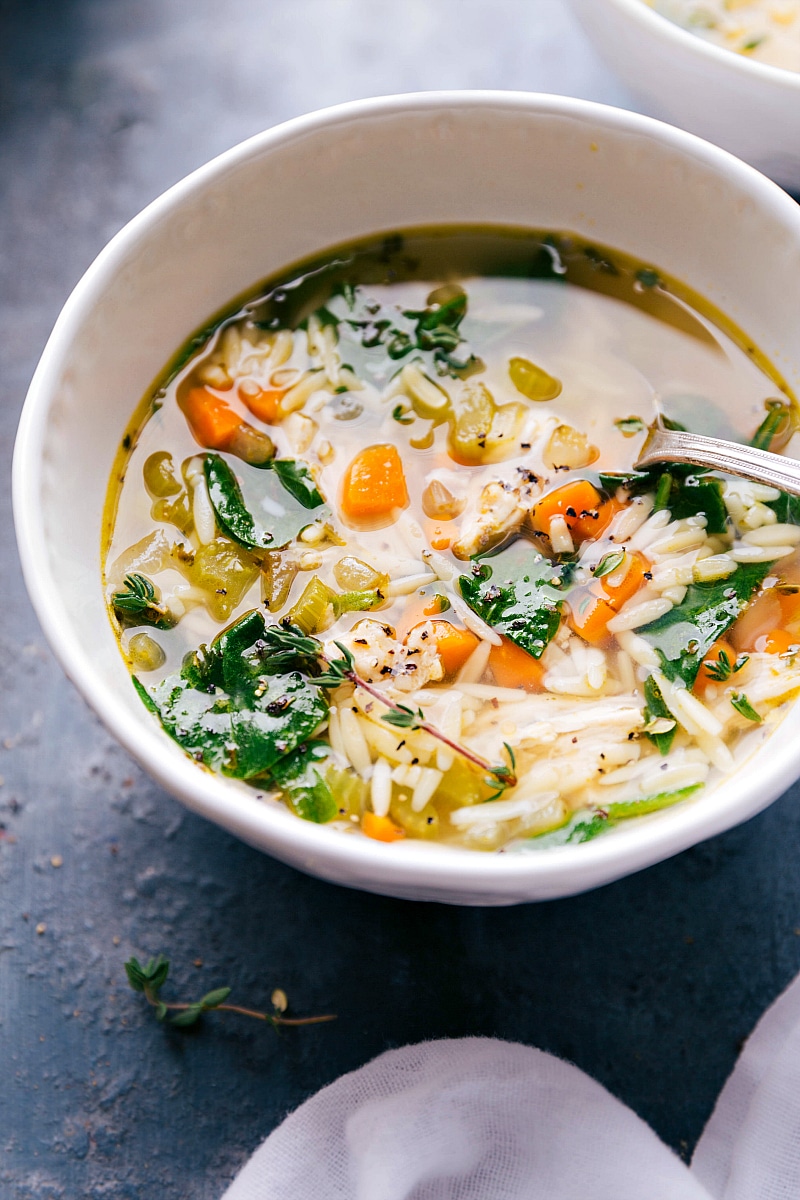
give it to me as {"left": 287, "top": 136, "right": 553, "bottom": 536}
{"left": 755, "top": 629, "right": 800, "bottom": 655}
{"left": 340, "top": 443, "right": 410, "bottom": 527}
{"left": 730, "top": 589, "right": 782, "bottom": 653}
{"left": 600, "top": 551, "right": 649, "bottom": 611}
{"left": 179, "top": 385, "right": 244, "bottom": 450}
{"left": 239, "top": 383, "right": 283, "bottom": 424}
{"left": 593, "top": 496, "right": 626, "bottom": 539}
{"left": 531, "top": 480, "right": 607, "bottom": 544}
{"left": 489, "top": 636, "right": 544, "bottom": 691}
{"left": 430, "top": 530, "right": 451, "bottom": 551}
{"left": 567, "top": 587, "right": 616, "bottom": 644}
{"left": 567, "top": 551, "right": 649, "bottom": 644}
{"left": 362, "top": 811, "right": 405, "bottom": 842}
{"left": 693, "top": 638, "right": 737, "bottom": 696}
{"left": 406, "top": 619, "right": 479, "bottom": 677}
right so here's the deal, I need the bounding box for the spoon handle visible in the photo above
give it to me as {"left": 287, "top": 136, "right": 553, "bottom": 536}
{"left": 635, "top": 426, "right": 800, "bottom": 498}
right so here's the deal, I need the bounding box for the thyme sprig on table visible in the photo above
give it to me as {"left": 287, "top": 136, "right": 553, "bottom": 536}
{"left": 112, "top": 573, "right": 174, "bottom": 629}
{"left": 262, "top": 624, "right": 518, "bottom": 791}
{"left": 124, "top": 955, "right": 336, "bottom": 1030}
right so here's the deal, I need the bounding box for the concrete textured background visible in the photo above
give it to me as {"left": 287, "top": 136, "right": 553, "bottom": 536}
{"left": 2, "top": 2, "right": 800, "bottom": 1196}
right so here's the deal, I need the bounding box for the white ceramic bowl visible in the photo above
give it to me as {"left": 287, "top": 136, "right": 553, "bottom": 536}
{"left": 13, "top": 91, "right": 800, "bottom": 905}
{"left": 569, "top": 0, "right": 800, "bottom": 193}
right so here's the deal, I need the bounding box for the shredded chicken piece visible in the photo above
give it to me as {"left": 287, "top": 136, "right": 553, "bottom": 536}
{"left": 452, "top": 481, "right": 532, "bottom": 560}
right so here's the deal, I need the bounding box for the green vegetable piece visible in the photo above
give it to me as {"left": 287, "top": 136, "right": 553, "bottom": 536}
{"left": 508, "top": 356, "right": 562, "bottom": 402}
{"left": 731, "top": 692, "right": 762, "bottom": 723}
{"left": 112, "top": 573, "right": 175, "bottom": 630}
{"left": 642, "top": 675, "right": 678, "bottom": 755}
{"left": 603, "top": 784, "right": 703, "bottom": 819}
{"left": 204, "top": 453, "right": 329, "bottom": 551}
{"left": 653, "top": 472, "right": 673, "bottom": 512}
{"left": 594, "top": 549, "right": 626, "bottom": 579}
{"left": 637, "top": 562, "right": 773, "bottom": 687}
{"left": 527, "top": 810, "right": 610, "bottom": 849}
{"left": 288, "top": 576, "right": 334, "bottom": 634}
{"left": 270, "top": 742, "right": 338, "bottom": 823}
{"left": 750, "top": 403, "right": 792, "bottom": 452}
{"left": 261, "top": 550, "right": 299, "bottom": 613}
{"left": 143, "top": 451, "right": 182, "bottom": 498}
{"left": 331, "top": 590, "right": 385, "bottom": 618}
{"left": 614, "top": 416, "right": 645, "bottom": 437}
{"left": 458, "top": 541, "right": 569, "bottom": 659}
{"left": 271, "top": 459, "right": 325, "bottom": 509}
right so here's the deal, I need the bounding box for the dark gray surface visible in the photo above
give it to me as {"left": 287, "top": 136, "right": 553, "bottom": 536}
{"left": 2, "top": 2, "right": 800, "bottom": 1197}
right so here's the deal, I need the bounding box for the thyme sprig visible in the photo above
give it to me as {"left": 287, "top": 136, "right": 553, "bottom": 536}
{"left": 124, "top": 955, "right": 336, "bottom": 1030}
{"left": 702, "top": 649, "right": 749, "bottom": 683}
{"left": 112, "top": 573, "right": 174, "bottom": 629}
{"left": 264, "top": 624, "right": 518, "bottom": 790}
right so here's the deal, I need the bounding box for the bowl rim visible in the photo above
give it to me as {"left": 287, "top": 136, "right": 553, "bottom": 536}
{"left": 13, "top": 88, "right": 800, "bottom": 897}
{"left": 591, "top": 0, "right": 800, "bottom": 90}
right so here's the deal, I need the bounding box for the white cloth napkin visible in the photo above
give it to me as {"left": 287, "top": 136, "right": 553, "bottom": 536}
{"left": 222, "top": 970, "right": 800, "bottom": 1200}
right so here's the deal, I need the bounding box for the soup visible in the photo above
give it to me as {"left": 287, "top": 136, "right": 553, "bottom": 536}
{"left": 104, "top": 227, "right": 800, "bottom": 852}
{"left": 645, "top": 0, "right": 800, "bottom": 73}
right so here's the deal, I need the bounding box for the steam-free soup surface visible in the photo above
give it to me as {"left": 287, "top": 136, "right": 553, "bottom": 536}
{"left": 105, "top": 228, "right": 800, "bottom": 851}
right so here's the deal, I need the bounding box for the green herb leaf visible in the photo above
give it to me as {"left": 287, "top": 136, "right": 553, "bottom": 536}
{"left": 381, "top": 705, "right": 424, "bottom": 730}
{"left": 271, "top": 459, "right": 326, "bottom": 509}
{"left": 170, "top": 1005, "right": 204, "bottom": 1027}
{"left": 643, "top": 675, "right": 678, "bottom": 755}
{"left": 459, "top": 541, "right": 570, "bottom": 659}
{"left": 731, "top": 692, "right": 762, "bottom": 723}
{"left": 204, "top": 453, "right": 329, "bottom": 551}
{"left": 155, "top": 1002, "right": 168, "bottom": 1021}
{"left": 594, "top": 550, "right": 626, "bottom": 579}
{"left": 200, "top": 987, "right": 233, "bottom": 1009}
{"left": 145, "top": 955, "right": 170, "bottom": 991}
{"left": 637, "top": 562, "right": 773, "bottom": 687}
{"left": 124, "top": 957, "right": 147, "bottom": 993}
{"left": 701, "top": 649, "right": 749, "bottom": 683}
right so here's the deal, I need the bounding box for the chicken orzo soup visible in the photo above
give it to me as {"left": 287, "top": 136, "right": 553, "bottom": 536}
{"left": 644, "top": 1, "right": 800, "bottom": 73}
{"left": 104, "top": 228, "right": 800, "bottom": 851}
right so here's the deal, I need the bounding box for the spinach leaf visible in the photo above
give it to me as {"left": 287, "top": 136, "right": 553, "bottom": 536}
{"left": 637, "top": 562, "right": 773, "bottom": 687}
{"left": 768, "top": 492, "right": 800, "bottom": 525}
{"left": 642, "top": 675, "right": 677, "bottom": 755}
{"left": 751, "top": 403, "right": 791, "bottom": 451}
{"left": 598, "top": 470, "right": 727, "bottom": 533}
{"left": 603, "top": 784, "right": 703, "bottom": 819}
{"left": 204, "top": 453, "right": 329, "bottom": 550}
{"left": 667, "top": 476, "right": 727, "bottom": 533}
{"left": 527, "top": 811, "right": 610, "bottom": 849}
{"left": 271, "top": 459, "right": 326, "bottom": 509}
{"left": 458, "top": 541, "right": 571, "bottom": 659}
{"left": 526, "top": 784, "right": 703, "bottom": 850}
{"left": 269, "top": 741, "right": 338, "bottom": 823}
{"left": 136, "top": 610, "right": 328, "bottom": 780}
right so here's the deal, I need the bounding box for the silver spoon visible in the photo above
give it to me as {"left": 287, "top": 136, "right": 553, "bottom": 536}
{"left": 634, "top": 420, "right": 800, "bottom": 496}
